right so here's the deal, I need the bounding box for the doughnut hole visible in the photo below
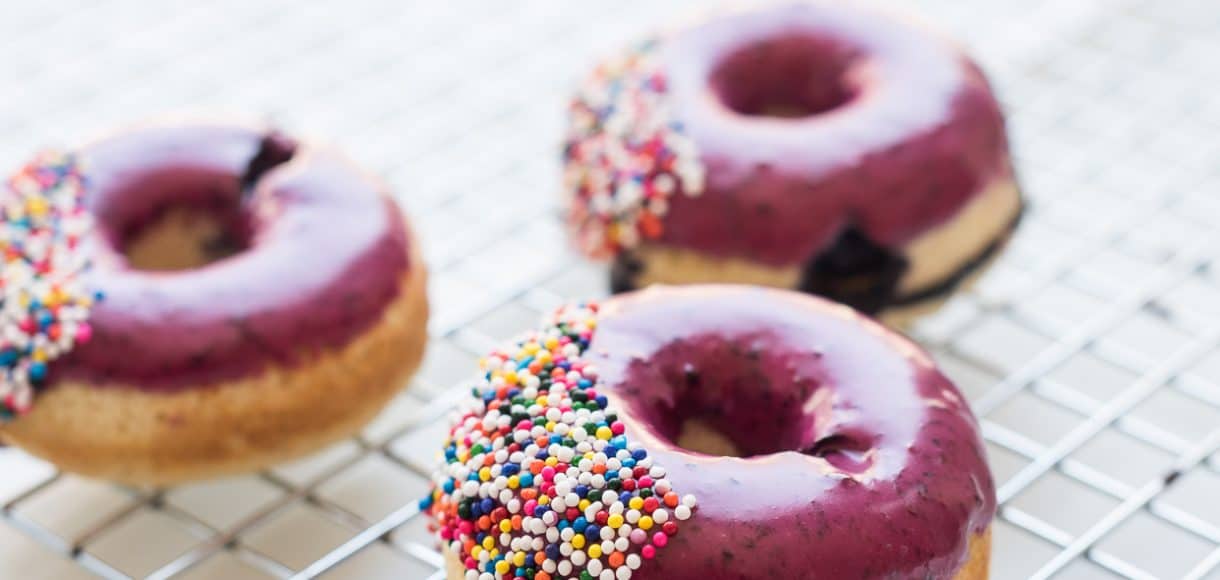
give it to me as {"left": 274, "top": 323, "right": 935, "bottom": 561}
{"left": 120, "top": 200, "right": 252, "bottom": 271}
{"left": 100, "top": 134, "right": 295, "bottom": 272}
{"left": 620, "top": 333, "right": 877, "bottom": 472}
{"left": 709, "top": 33, "right": 863, "bottom": 118}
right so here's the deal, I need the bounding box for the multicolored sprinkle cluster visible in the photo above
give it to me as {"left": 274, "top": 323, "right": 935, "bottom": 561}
{"left": 563, "top": 39, "right": 705, "bottom": 258}
{"left": 0, "top": 152, "right": 98, "bottom": 420}
{"left": 424, "top": 303, "right": 696, "bottom": 580}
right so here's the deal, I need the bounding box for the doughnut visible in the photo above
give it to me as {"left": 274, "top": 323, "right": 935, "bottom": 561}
{"left": 425, "top": 285, "right": 995, "bottom": 579}
{"left": 0, "top": 120, "right": 429, "bottom": 485}
{"left": 563, "top": 2, "right": 1023, "bottom": 325}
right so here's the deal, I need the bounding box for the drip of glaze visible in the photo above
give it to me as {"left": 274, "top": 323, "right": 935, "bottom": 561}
{"left": 797, "top": 226, "right": 908, "bottom": 315}
{"left": 610, "top": 206, "right": 1024, "bottom": 315}
{"left": 241, "top": 132, "right": 298, "bottom": 192}
{"left": 610, "top": 252, "right": 645, "bottom": 294}
{"left": 608, "top": 227, "right": 909, "bottom": 316}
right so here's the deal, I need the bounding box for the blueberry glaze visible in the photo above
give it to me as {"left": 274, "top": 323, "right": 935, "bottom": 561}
{"left": 589, "top": 286, "right": 995, "bottom": 578}
{"left": 55, "top": 122, "right": 411, "bottom": 390}
{"left": 656, "top": 2, "right": 1013, "bottom": 266}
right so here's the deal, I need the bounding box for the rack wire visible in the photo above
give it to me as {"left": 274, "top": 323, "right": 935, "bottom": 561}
{"left": 1, "top": 0, "right": 1219, "bottom": 578}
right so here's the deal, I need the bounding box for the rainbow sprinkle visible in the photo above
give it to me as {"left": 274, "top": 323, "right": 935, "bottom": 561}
{"left": 0, "top": 152, "right": 98, "bottom": 420}
{"left": 564, "top": 39, "right": 705, "bottom": 259}
{"left": 424, "top": 303, "right": 696, "bottom": 580}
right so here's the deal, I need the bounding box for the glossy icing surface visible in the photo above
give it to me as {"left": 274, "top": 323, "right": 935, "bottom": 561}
{"left": 589, "top": 286, "right": 995, "bottom": 578}
{"left": 56, "top": 123, "right": 410, "bottom": 390}
{"left": 657, "top": 2, "right": 1011, "bottom": 265}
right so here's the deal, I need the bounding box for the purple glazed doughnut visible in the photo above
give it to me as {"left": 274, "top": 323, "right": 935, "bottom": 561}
{"left": 0, "top": 119, "right": 429, "bottom": 485}
{"left": 429, "top": 285, "right": 994, "bottom": 579}
{"left": 564, "top": 2, "right": 1023, "bottom": 325}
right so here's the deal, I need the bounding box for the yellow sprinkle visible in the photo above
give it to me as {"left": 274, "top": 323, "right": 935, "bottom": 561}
{"left": 500, "top": 519, "right": 512, "bottom": 533}
{"left": 508, "top": 476, "right": 520, "bottom": 489}
{"left": 578, "top": 499, "right": 591, "bottom": 511}
{"left": 572, "top": 535, "right": 585, "bottom": 549}
{"left": 588, "top": 544, "right": 603, "bottom": 559}
{"left": 482, "top": 536, "right": 495, "bottom": 550}
{"left": 639, "top": 516, "right": 654, "bottom": 530}
{"left": 495, "top": 560, "right": 510, "bottom": 575}
{"left": 513, "top": 551, "right": 526, "bottom": 566}
{"left": 479, "top": 467, "right": 492, "bottom": 481}
{"left": 545, "top": 457, "right": 558, "bottom": 467}
{"left": 26, "top": 197, "right": 47, "bottom": 217}
{"left": 596, "top": 427, "right": 613, "bottom": 440}
{"left": 628, "top": 497, "right": 643, "bottom": 510}
{"left": 607, "top": 513, "right": 624, "bottom": 529}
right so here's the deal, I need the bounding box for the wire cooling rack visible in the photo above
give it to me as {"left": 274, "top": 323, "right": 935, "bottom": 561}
{"left": 1, "top": 0, "right": 1219, "bottom": 578}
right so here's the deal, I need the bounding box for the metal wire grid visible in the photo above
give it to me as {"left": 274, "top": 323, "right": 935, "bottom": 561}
{"left": 1, "top": 0, "right": 1219, "bottom": 578}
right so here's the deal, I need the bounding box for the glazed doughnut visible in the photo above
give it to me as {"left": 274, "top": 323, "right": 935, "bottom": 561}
{"left": 426, "top": 285, "right": 995, "bottom": 579}
{"left": 564, "top": 2, "right": 1023, "bottom": 325}
{"left": 0, "top": 120, "right": 428, "bottom": 485}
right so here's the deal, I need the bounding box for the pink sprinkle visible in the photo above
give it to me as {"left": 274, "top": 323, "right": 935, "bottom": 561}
{"left": 652, "top": 532, "right": 668, "bottom": 547}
